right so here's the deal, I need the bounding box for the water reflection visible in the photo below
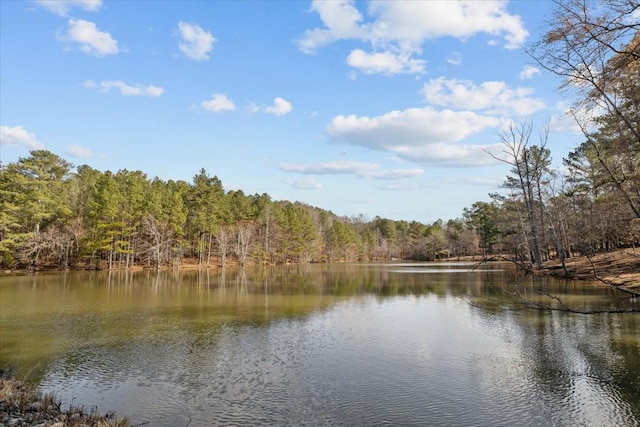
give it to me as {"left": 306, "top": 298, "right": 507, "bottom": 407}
{"left": 1, "top": 264, "right": 638, "bottom": 426}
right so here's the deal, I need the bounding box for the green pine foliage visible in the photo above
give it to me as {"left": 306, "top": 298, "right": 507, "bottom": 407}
{"left": 0, "top": 140, "right": 636, "bottom": 271}
{"left": 0, "top": 150, "right": 465, "bottom": 269}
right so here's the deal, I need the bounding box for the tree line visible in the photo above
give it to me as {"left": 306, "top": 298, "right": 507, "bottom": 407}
{"left": 1, "top": 0, "right": 637, "bottom": 272}
{"left": 0, "top": 151, "right": 480, "bottom": 270}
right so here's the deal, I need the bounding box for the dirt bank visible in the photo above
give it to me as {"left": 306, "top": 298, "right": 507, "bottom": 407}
{"left": 539, "top": 249, "right": 640, "bottom": 289}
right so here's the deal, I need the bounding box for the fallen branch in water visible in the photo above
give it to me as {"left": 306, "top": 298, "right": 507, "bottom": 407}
{"left": 508, "top": 289, "right": 638, "bottom": 314}
{"left": 470, "top": 255, "right": 531, "bottom": 274}
{"left": 467, "top": 279, "right": 639, "bottom": 315}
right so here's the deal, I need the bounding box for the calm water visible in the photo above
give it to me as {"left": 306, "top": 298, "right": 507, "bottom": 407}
{"left": 1, "top": 263, "right": 639, "bottom": 426}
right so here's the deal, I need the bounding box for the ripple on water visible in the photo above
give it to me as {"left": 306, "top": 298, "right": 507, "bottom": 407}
{"left": 32, "top": 291, "right": 640, "bottom": 427}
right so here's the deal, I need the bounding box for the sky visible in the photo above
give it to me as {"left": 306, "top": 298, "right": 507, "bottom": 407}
{"left": 0, "top": 0, "right": 585, "bottom": 223}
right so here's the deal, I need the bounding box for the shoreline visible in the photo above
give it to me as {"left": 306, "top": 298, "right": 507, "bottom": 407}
{"left": 0, "top": 372, "right": 128, "bottom": 427}
{"left": 537, "top": 249, "right": 640, "bottom": 289}
{"left": 3, "top": 251, "right": 639, "bottom": 289}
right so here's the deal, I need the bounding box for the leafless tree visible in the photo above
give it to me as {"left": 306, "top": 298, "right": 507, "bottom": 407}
{"left": 529, "top": 0, "right": 639, "bottom": 137}
{"left": 487, "top": 121, "right": 553, "bottom": 269}
{"left": 139, "top": 214, "right": 174, "bottom": 269}
{"left": 216, "top": 226, "right": 231, "bottom": 267}
{"left": 236, "top": 222, "right": 254, "bottom": 266}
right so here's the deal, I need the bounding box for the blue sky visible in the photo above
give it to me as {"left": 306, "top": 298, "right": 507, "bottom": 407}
{"left": 0, "top": 0, "right": 582, "bottom": 222}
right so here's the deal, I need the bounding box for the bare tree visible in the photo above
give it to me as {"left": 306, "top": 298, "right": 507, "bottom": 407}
{"left": 487, "top": 121, "right": 553, "bottom": 269}
{"left": 216, "top": 225, "right": 231, "bottom": 267}
{"left": 236, "top": 222, "right": 254, "bottom": 266}
{"left": 530, "top": 0, "right": 639, "bottom": 138}
{"left": 139, "top": 214, "right": 174, "bottom": 269}
{"left": 530, "top": 0, "right": 640, "bottom": 221}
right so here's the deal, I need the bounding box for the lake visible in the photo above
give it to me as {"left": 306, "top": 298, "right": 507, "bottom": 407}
{"left": 1, "top": 263, "right": 639, "bottom": 426}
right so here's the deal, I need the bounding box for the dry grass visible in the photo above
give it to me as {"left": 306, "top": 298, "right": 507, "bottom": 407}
{"left": 0, "top": 372, "right": 129, "bottom": 427}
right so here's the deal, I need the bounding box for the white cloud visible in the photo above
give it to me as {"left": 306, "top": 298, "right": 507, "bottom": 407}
{"left": 346, "top": 49, "right": 425, "bottom": 74}
{"left": 66, "top": 145, "right": 94, "bottom": 158}
{"left": 368, "top": 1, "right": 528, "bottom": 48}
{"left": 377, "top": 182, "right": 425, "bottom": 191}
{"left": 297, "top": 0, "right": 366, "bottom": 53}
{"left": 84, "top": 80, "right": 164, "bottom": 97}
{"left": 278, "top": 161, "right": 424, "bottom": 180}
{"left": 34, "top": 0, "right": 101, "bottom": 16}
{"left": 60, "top": 19, "right": 118, "bottom": 56}
{"left": 326, "top": 107, "right": 501, "bottom": 166}
{"left": 250, "top": 97, "right": 293, "bottom": 116}
{"left": 549, "top": 115, "right": 579, "bottom": 134}
{"left": 519, "top": 65, "right": 541, "bottom": 80}
{"left": 328, "top": 107, "right": 498, "bottom": 148}
{"left": 422, "top": 77, "right": 546, "bottom": 116}
{"left": 0, "top": 125, "right": 45, "bottom": 150}
{"left": 178, "top": 22, "right": 215, "bottom": 61}
{"left": 369, "top": 168, "right": 425, "bottom": 179}
{"left": 325, "top": 76, "right": 546, "bottom": 167}
{"left": 298, "top": 0, "right": 528, "bottom": 75}
{"left": 380, "top": 175, "right": 502, "bottom": 190}
{"left": 394, "top": 142, "right": 503, "bottom": 166}
{"left": 279, "top": 161, "right": 375, "bottom": 175}
{"left": 446, "top": 51, "right": 463, "bottom": 65}
{"left": 548, "top": 102, "right": 601, "bottom": 133}
{"left": 201, "top": 94, "right": 235, "bottom": 112}
{"left": 285, "top": 178, "right": 323, "bottom": 189}
{"left": 264, "top": 97, "right": 293, "bottom": 116}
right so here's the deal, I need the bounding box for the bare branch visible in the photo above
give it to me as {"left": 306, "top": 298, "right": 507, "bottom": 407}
{"left": 586, "top": 254, "right": 640, "bottom": 297}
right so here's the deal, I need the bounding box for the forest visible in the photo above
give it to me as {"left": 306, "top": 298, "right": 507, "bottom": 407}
{"left": 1, "top": 0, "right": 638, "bottom": 273}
